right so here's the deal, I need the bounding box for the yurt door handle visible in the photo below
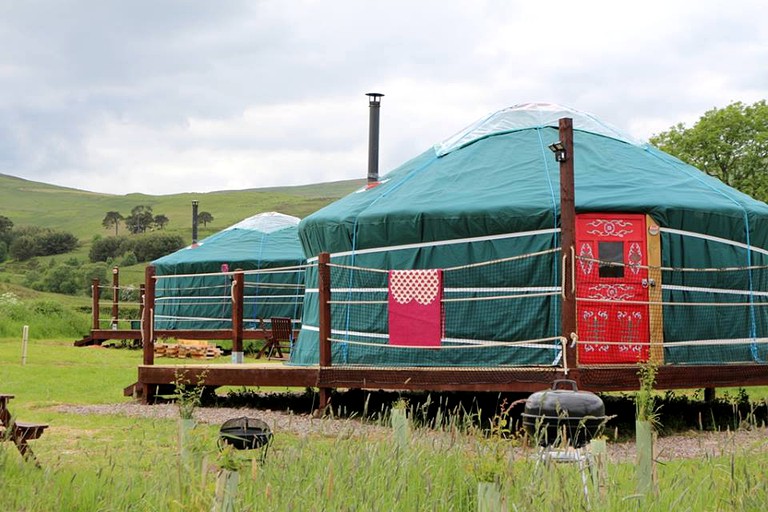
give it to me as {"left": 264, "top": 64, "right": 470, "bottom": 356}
{"left": 641, "top": 278, "right": 656, "bottom": 288}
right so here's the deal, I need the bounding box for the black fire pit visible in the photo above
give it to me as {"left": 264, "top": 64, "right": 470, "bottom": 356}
{"left": 218, "top": 417, "right": 273, "bottom": 457}
{"left": 521, "top": 380, "right": 607, "bottom": 448}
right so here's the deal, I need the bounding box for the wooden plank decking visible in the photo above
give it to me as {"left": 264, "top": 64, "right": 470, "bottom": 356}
{"left": 132, "top": 362, "right": 768, "bottom": 404}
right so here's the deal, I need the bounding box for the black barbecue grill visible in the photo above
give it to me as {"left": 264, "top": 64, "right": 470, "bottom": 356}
{"left": 521, "top": 380, "right": 608, "bottom": 448}
{"left": 218, "top": 417, "right": 273, "bottom": 462}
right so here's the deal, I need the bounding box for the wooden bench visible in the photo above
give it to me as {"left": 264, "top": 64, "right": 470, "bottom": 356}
{"left": 0, "top": 393, "right": 48, "bottom": 466}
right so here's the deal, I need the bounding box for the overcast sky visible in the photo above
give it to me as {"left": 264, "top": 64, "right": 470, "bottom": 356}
{"left": 1, "top": 0, "right": 766, "bottom": 195}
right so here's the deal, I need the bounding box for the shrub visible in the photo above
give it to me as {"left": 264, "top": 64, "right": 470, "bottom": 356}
{"left": 40, "top": 264, "right": 81, "bottom": 294}
{"left": 10, "top": 235, "right": 39, "bottom": 261}
{"left": 7, "top": 227, "right": 80, "bottom": 259}
{"left": 89, "top": 236, "right": 131, "bottom": 262}
{"left": 132, "top": 233, "right": 185, "bottom": 262}
{"left": 120, "top": 251, "right": 138, "bottom": 267}
{"left": 37, "top": 230, "right": 79, "bottom": 255}
{"left": 23, "top": 260, "right": 109, "bottom": 296}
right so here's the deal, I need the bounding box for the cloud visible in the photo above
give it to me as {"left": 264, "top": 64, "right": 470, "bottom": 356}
{"left": 0, "top": 0, "right": 766, "bottom": 194}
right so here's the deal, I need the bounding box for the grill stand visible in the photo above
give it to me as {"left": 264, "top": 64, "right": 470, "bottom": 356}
{"left": 533, "top": 446, "right": 594, "bottom": 505}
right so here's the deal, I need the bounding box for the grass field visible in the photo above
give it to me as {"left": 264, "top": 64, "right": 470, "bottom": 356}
{"left": 2, "top": 333, "right": 768, "bottom": 511}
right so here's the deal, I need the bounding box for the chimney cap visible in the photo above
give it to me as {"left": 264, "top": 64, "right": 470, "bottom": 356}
{"left": 366, "top": 92, "right": 384, "bottom": 102}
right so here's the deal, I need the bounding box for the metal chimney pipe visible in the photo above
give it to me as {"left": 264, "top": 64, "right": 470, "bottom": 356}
{"left": 366, "top": 93, "right": 384, "bottom": 185}
{"left": 191, "top": 200, "right": 199, "bottom": 244}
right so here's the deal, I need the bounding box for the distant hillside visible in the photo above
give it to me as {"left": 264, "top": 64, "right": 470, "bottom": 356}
{"left": 0, "top": 173, "right": 365, "bottom": 241}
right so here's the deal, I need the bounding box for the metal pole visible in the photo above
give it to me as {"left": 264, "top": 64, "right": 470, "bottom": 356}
{"left": 558, "top": 118, "right": 577, "bottom": 368}
{"left": 366, "top": 93, "right": 384, "bottom": 185}
{"left": 192, "top": 200, "right": 199, "bottom": 244}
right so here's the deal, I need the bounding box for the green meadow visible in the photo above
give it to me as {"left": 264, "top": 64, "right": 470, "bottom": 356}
{"left": 1, "top": 321, "right": 768, "bottom": 510}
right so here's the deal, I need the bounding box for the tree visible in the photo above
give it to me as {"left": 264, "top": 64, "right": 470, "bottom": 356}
{"left": 124, "top": 205, "right": 155, "bottom": 234}
{"left": 153, "top": 214, "right": 169, "bottom": 230}
{"left": 198, "top": 211, "right": 214, "bottom": 227}
{"left": 102, "top": 211, "right": 124, "bottom": 236}
{"left": 9, "top": 235, "right": 39, "bottom": 261}
{"left": 650, "top": 100, "right": 768, "bottom": 201}
{"left": 89, "top": 236, "right": 131, "bottom": 262}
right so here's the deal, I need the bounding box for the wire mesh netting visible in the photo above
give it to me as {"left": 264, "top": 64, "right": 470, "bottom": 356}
{"left": 153, "top": 266, "right": 306, "bottom": 331}
{"left": 322, "top": 249, "right": 564, "bottom": 367}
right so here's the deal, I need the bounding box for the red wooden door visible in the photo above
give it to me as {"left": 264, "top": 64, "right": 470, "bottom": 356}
{"left": 575, "top": 213, "right": 650, "bottom": 364}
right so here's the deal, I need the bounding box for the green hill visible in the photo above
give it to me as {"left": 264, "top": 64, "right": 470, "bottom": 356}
{"left": 0, "top": 172, "right": 364, "bottom": 241}
{"left": 0, "top": 173, "right": 364, "bottom": 288}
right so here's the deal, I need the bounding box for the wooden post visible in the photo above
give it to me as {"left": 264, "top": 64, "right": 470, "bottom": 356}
{"left": 141, "top": 265, "right": 156, "bottom": 404}
{"left": 318, "top": 252, "right": 332, "bottom": 410}
{"left": 21, "top": 325, "right": 29, "bottom": 366}
{"left": 231, "top": 269, "right": 245, "bottom": 363}
{"left": 142, "top": 266, "right": 156, "bottom": 366}
{"left": 111, "top": 266, "right": 119, "bottom": 330}
{"left": 92, "top": 278, "right": 100, "bottom": 330}
{"left": 559, "top": 118, "right": 578, "bottom": 369}
{"left": 138, "top": 284, "right": 145, "bottom": 324}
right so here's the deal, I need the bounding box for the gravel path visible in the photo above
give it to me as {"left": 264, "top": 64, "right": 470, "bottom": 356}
{"left": 56, "top": 402, "right": 768, "bottom": 463}
{"left": 56, "top": 402, "right": 391, "bottom": 439}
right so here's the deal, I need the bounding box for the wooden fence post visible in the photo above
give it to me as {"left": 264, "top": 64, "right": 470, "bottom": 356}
{"left": 111, "top": 266, "right": 119, "bottom": 329}
{"left": 231, "top": 269, "right": 245, "bottom": 363}
{"left": 318, "top": 252, "right": 332, "bottom": 411}
{"left": 558, "top": 117, "right": 578, "bottom": 372}
{"left": 92, "top": 278, "right": 100, "bottom": 330}
{"left": 141, "top": 265, "right": 157, "bottom": 404}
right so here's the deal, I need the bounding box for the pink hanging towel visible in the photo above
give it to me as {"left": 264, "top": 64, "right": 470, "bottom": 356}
{"left": 388, "top": 269, "right": 443, "bottom": 346}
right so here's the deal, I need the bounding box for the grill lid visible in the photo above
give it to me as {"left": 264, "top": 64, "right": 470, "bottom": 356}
{"left": 523, "top": 379, "right": 605, "bottom": 418}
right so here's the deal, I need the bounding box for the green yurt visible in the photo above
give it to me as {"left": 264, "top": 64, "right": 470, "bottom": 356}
{"left": 291, "top": 103, "right": 768, "bottom": 368}
{"left": 152, "top": 212, "right": 306, "bottom": 331}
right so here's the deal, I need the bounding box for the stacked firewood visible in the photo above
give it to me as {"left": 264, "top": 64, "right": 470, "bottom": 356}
{"left": 154, "top": 340, "right": 222, "bottom": 359}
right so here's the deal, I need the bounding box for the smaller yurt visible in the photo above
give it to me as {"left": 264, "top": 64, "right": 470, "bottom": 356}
{"left": 152, "top": 212, "right": 306, "bottom": 331}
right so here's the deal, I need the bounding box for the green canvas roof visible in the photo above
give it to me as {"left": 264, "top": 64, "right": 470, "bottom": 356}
{"left": 299, "top": 103, "right": 768, "bottom": 258}
{"left": 154, "top": 212, "right": 305, "bottom": 273}
{"left": 151, "top": 212, "right": 306, "bottom": 331}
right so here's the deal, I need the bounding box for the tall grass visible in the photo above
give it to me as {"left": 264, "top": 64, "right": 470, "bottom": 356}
{"left": 2, "top": 325, "right": 768, "bottom": 510}
{"left": 2, "top": 414, "right": 768, "bottom": 511}
{"left": 0, "top": 291, "right": 89, "bottom": 339}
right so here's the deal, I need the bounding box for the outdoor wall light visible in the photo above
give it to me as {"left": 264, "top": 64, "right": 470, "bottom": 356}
{"left": 548, "top": 141, "right": 567, "bottom": 163}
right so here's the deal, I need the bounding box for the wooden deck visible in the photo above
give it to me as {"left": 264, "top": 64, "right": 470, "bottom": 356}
{"left": 131, "top": 362, "right": 768, "bottom": 403}
{"left": 76, "top": 329, "right": 270, "bottom": 347}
